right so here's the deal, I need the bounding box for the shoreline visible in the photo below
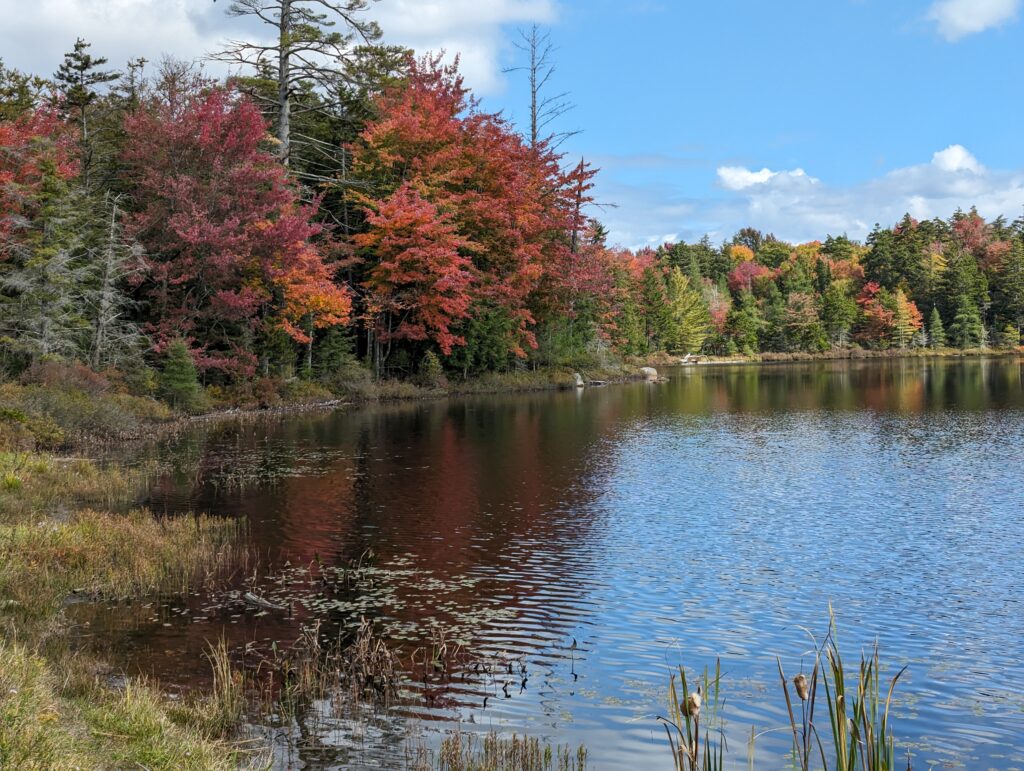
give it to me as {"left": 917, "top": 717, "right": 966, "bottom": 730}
{"left": 688, "top": 346, "right": 1024, "bottom": 367}
{"left": 149, "top": 349, "right": 1024, "bottom": 439}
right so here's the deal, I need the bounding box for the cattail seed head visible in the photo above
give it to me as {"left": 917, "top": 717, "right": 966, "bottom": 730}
{"left": 685, "top": 690, "right": 702, "bottom": 718}
{"left": 793, "top": 673, "right": 809, "bottom": 701}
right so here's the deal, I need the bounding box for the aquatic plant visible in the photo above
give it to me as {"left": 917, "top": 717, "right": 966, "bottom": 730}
{"left": 659, "top": 659, "right": 724, "bottom": 771}
{"left": 430, "top": 730, "right": 587, "bottom": 771}
{"left": 671, "top": 613, "right": 909, "bottom": 770}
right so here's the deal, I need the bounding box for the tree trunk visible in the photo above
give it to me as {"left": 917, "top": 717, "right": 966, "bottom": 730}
{"left": 277, "top": 0, "right": 292, "bottom": 165}
{"left": 305, "top": 314, "right": 314, "bottom": 374}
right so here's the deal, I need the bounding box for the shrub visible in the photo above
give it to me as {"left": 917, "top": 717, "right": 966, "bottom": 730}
{"left": 280, "top": 379, "right": 334, "bottom": 404}
{"left": 22, "top": 360, "right": 110, "bottom": 396}
{"left": 416, "top": 350, "right": 448, "bottom": 389}
{"left": 322, "top": 362, "right": 376, "bottom": 399}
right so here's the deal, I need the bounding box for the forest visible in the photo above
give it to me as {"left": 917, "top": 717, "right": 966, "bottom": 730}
{"left": 2, "top": 2, "right": 1024, "bottom": 413}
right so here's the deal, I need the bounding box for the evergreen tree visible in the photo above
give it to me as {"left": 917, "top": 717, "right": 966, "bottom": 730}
{"left": 53, "top": 38, "right": 119, "bottom": 187}
{"left": 212, "top": 0, "right": 382, "bottom": 167}
{"left": 0, "top": 59, "right": 44, "bottom": 120}
{"left": 84, "top": 195, "right": 146, "bottom": 369}
{"left": 948, "top": 295, "right": 985, "bottom": 349}
{"left": 726, "top": 291, "right": 763, "bottom": 355}
{"left": 928, "top": 306, "right": 946, "bottom": 349}
{"left": 758, "top": 283, "right": 788, "bottom": 352}
{"left": 640, "top": 265, "right": 670, "bottom": 352}
{"left": 998, "top": 323, "right": 1020, "bottom": 349}
{"left": 0, "top": 159, "right": 88, "bottom": 361}
{"left": 993, "top": 239, "right": 1024, "bottom": 335}
{"left": 612, "top": 275, "right": 646, "bottom": 356}
{"left": 819, "top": 282, "right": 857, "bottom": 346}
{"left": 159, "top": 340, "right": 201, "bottom": 410}
{"left": 662, "top": 268, "right": 710, "bottom": 354}
{"left": 314, "top": 327, "right": 358, "bottom": 378}
{"left": 940, "top": 247, "right": 988, "bottom": 322}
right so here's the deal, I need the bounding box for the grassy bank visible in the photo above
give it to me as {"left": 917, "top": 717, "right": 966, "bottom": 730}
{"left": 0, "top": 360, "right": 649, "bottom": 451}
{"left": 0, "top": 451, "right": 249, "bottom": 770}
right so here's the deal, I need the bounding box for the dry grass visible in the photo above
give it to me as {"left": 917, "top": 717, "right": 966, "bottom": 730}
{"left": 0, "top": 506, "right": 240, "bottom": 637}
{"left": 427, "top": 730, "right": 588, "bottom": 771}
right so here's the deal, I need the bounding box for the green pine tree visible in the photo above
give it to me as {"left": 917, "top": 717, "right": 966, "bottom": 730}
{"left": 928, "top": 307, "right": 946, "bottom": 349}
{"left": 999, "top": 323, "right": 1020, "bottom": 349}
{"left": 663, "top": 268, "right": 711, "bottom": 354}
{"left": 820, "top": 282, "right": 857, "bottom": 347}
{"left": 726, "top": 291, "right": 763, "bottom": 355}
{"left": 948, "top": 295, "right": 985, "bottom": 349}
{"left": 159, "top": 340, "right": 201, "bottom": 410}
{"left": 53, "top": 38, "right": 119, "bottom": 187}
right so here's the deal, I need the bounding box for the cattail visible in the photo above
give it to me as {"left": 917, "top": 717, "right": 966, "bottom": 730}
{"left": 685, "top": 689, "right": 702, "bottom": 718}
{"left": 794, "top": 673, "right": 809, "bottom": 701}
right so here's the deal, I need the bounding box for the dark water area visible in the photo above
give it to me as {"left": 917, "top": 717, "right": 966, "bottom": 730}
{"left": 77, "top": 358, "right": 1024, "bottom": 769}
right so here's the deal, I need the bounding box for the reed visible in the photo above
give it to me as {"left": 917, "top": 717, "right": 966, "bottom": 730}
{"left": 660, "top": 659, "right": 724, "bottom": 771}
{"left": 203, "top": 638, "right": 247, "bottom": 738}
{"left": 672, "top": 613, "right": 910, "bottom": 770}
{"left": 431, "top": 730, "right": 588, "bottom": 771}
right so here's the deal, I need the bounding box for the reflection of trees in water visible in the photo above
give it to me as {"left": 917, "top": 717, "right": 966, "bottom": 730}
{"left": 86, "top": 359, "right": 1024, "bottom": 765}
{"left": 663, "top": 358, "right": 1022, "bottom": 416}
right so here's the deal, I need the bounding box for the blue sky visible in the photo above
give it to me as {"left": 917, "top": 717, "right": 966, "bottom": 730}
{"left": 3, "top": 0, "right": 1023, "bottom": 248}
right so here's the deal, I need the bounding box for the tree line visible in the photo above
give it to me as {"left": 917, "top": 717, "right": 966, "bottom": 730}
{"left": 2, "top": 2, "right": 1022, "bottom": 408}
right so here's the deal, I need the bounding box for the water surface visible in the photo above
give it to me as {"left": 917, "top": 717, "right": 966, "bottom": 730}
{"left": 80, "top": 358, "right": 1024, "bottom": 769}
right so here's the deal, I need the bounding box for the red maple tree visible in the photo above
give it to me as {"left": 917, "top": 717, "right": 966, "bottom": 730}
{"left": 123, "top": 85, "right": 350, "bottom": 375}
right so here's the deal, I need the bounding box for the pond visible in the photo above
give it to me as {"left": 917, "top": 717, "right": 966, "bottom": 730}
{"left": 78, "top": 357, "right": 1024, "bottom": 769}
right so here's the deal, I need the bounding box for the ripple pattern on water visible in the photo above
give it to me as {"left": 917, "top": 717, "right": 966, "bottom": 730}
{"left": 80, "top": 358, "right": 1024, "bottom": 769}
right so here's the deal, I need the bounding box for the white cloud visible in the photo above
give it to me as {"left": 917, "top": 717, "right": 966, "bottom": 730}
{"left": 931, "top": 144, "right": 983, "bottom": 173}
{"left": 373, "top": 0, "right": 557, "bottom": 94}
{"left": 0, "top": 1, "right": 229, "bottom": 79}
{"left": 0, "top": 0, "right": 556, "bottom": 96}
{"left": 928, "top": 0, "right": 1021, "bottom": 41}
{"left": 600, "top": 146, "right": 1024, "bottom": 249}
{"left": 717, "top": 165, "right": 816, "bottom": 191}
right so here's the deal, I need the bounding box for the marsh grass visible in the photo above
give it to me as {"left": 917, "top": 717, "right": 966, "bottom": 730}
{"left": 428, "top": 730, "right": 587, "bottom": 771}
{"left": 0, "top": 451, "right": 147, "bottom": 522}
{"left": 0, "top": 506, "right": 240, "bottom": 636}
{"left": 0, "top": 451, "right": 253, "bottom": 769}
{"left": 251, "top": 616, "right": 400, "bottom": 730}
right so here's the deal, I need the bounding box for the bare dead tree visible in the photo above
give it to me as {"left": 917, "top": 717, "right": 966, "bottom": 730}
{"left": 210, "top": 0, "right": 381, "bottom": 165}
{"left": 504, "top": 25, "right": 579, "bottom": 150}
